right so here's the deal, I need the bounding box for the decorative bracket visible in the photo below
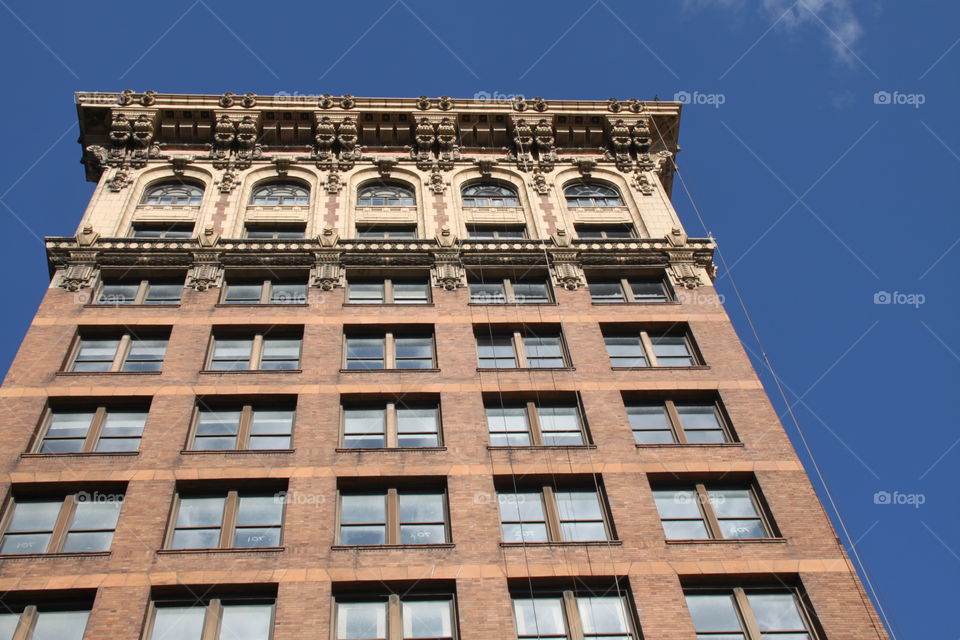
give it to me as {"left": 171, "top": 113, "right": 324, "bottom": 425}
{"left": 59, "top": 251, "right": 99, "bottom": 292}
{"left": 311, "top": 251, "right": 344, "bottom": 290}
{"left": 432, "top": 251, "right": 466, "bottom": 290}
{"left": 549, "top": 249, "right": 584, "bottom": 290}
{"left": 187, "top": 252, "right": 223, "bottom": 291}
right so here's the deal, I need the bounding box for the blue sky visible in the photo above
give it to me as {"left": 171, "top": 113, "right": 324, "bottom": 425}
{"left": 0, "top": 0, "right": 956, "bottom": 636}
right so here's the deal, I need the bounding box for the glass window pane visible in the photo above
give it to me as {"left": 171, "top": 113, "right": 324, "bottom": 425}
{"left": 686, "top": 594, "right": 743, "bottom": 632}
{"left": 341, "top": 495, "right": 386, "bottom": 524}
{"left": 249, "top": 435, "right": 291, "bottom": 450}
{"left": 588, "top": 282, "right": 625, "bottom": 303}
{"left": 0, "top": 613, "right": 19, "bottom": 640}
{"left": 393, "top": 282, "right": 429, "bottom": 303}
{"left": 469, "top": 283, "right": 506, "bottom": 304}
{"left": 349, "top": 282, "right": 386, "bottom": 303}
{"left": 0, "top": 532, "right": 51, "bottom": 554}
{"left": 271, "top": 283, "right": 307, "bottom": 304}
{"left": 577, "top": 597, "right": 630, "bottom": 635}
{"left": 62, "top": 530, "right": 114, "bottom": 552}
{"left": 719, "top": 519, "right": 767, "bottom": 539}
{"left": 8, "top": 501, "right": 60, "bottom": 532}
{"left": 537, "top": 406, "right": 581, "bottom": 433}
{"left": 172, "top": 528, "right": 221, "bottom": 549}
{"left": 94, "top": 438, "right": 141, "bottom": 452}
{"left": 653, "top": 490, "right": 702, "bottom": 518}
{"left": 100, "top": 411, "right": 147, "bottom": 437}
{"left": 70, "top": 499, "right": 122, "bottom": 529}
{"left": 225, "top": 283, "right": 263, "bottom": 303}
{"left": 487, "top": 407, "right": 528, "bottom": 433}
{"left": 340, "top": 525, "right": 386, "bottom": 545}
{"left": 403, "top": 600, "right": 451, "bottom": 639}
{"left": 555, "top": 491, "right": 602, "bottom": 520}
{"left": 662, "top": 520, "right": 710, "bottom": 539}
{"left": 399, "top": 522, "right": 446, "bottom": 544}
{"left": 234, "top": 526, "right": 281, "bottom": 548}
{"left": 395, "top": 337, "right": 432, "bottom": 358}
{"left": 560, "top": 522, "right": 607, "bottom": 541}
{"left": 46, "top": 412, "right": 94, "bottom": 438}
{"left": 344, "top": 409, "right": 385, "bottom": 434}
{"left": 261, "top": 339, "right": 300, "bottom": 359}
{"left": 711, "top": 490, "right": 759, "bottom": 519}
{"left": 676, "top": 404, "right": 722, "bottom": 430}
{"left": 32, "top": 610, "right": 90, "bottom": 640}
{"left": 502, "top": 522, "right": 549, "bottom": 543}
{"left": 250, "top": 410, "right": 294, "bottom": 435}
{"left": 513, "top": 598, "right": 566, "bottom": 637}
{"left": 220, "top": 604, "right": 274, "bottom": 640}
{"left": 337, "top": 602, "right": 386, "bottom": 640}
{"left": 399, "top": 493, "right": 444, "bottom": 523}
{"left": 152, "top": 606, "right": 206, "bottom": 640}
{"left": 237, "top": 496, "right": 284, "bottom": 526}
{"left": 629, "top": 281, "right": 667, "bottom": 301}
{"left": 197, "top": 411, "right": 241, "bottom": 436}
{"left": 746, "top": 594, "right": 806, "bottom": 631}
{"left": 512, "top": 282, "right": 549, "bottom": 303}
{"left": 145, "top": 283, "right": 182, "bottom": 304}
{"left": 99, "top": 284, "right": 139, "bottom": 304}
{"left": 176, "top": 497, "right": 225, "bottom": 527}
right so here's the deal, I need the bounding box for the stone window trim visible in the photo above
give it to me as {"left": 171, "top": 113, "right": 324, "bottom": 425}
{"left": 63, "top": 329, "right": 170, "bottom": 374}
{"left": 335, "top": 481, "right": 451, "bottom": 547}
{"left": 683, "top": 585, "right": 823, "bottom": 640}
{"left": 651, "top": 479, "right": 781, "bottom": 542}
{"left": 185, "top": 399, "right": 296, "bottom": 452}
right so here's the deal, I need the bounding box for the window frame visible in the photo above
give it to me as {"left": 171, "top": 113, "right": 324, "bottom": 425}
{"left": 144, "top": 596, "right": 276, "bottom": 640}
{"left": 220, "top": 279, "right": 309, "bottom": 305}
{"left": 357, "top": 182, "right": 417, "bottom": 207}
{"left": 140, "top": 181, "right": 204, "bottom": 206}
{"left": 476, "top": 328, "right": 571, "bottom": 369}
{"left": 336, "top": 487, "right": 450, "bottom": 547}
{"left": 563, "top": 183, "right": 625, "bottom": 208}
{"left": 574, "top": 224, "right": 636, "bottom": 239}
{"left": 66, "top": 332, "right": 168, "bottom": 373}
{"left": 95, "top": 277, "right": 184, "bottom": 305}
{"left": 587, "top": 276, "right": 673, "bottom": 304}
{"left": 603, "top": 328, "right": 700, "bottom": 368}
{"left": 187, "top": 403, "right": 296, "bottom": 452}
{"left": 653, "top": 482, "right": 776, "bottom": 541}
{"left": 0, "top": 603, "right": 92, "bottom": 640}
{"left": 465, "top": 224, "right": 527, "bottom": 239}
{"left": 467, "top": 275, "right": 553, "bottom": 305}
{"left": 332, "top": 592, "right": 458, "bottom": 640}
{"left": 165, "top": 490, "right": 286, "bottom": 550}
{"left": 626, "top": 399, "right": 733, "bottom": 445}
{"left": 340, "top": 399, "right": 442, "bottom": 449}
{"left": 355, "top": 225, "right": 419, "bottom": 239}
{"left": 684, "top": 586, "right": 821, "bottom": 640}
{"left": 497, "top": 483, "right": 615, "bottom": 543}
{"left": 343, "top": 331, "right": 437, "bottom": 371}
{"left": 461, "top": 183, "right": 520, "bottom": 208}
{"left": 243, "top": 224, "right": 308, "bottom": 239}
{"left": 511, "top": 588, "right": 640, "bottom": 640}
{"left": 130, "top": 223, "right": 195, "bottom": 238}
{"left": 206, "top": 331, "right": 303, "bottom": 372}
{"left": 248, "top": 181, "right": 309, "bottom": 206}
{"left": 486, "top": 399, "right": 589, "bottom": 447}
{"left": 34, "top": 405, "right": 147, "bottom": 454}
{"left": 345, "top": 277, "right": 432, "bottom": 305}
{"left": 0, "top": 491, "right": 123, "bottom": 556}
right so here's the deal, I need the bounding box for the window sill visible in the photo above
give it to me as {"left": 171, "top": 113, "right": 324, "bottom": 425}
{"left": 665, "top": 537, "right": 786, "bottom": 545}
{"left": 487, "top": 445, "right": 596, "bottom": 451}
{"left": 180, "top": 449, "right": 295, "bottom": 455}
{"left": 611, "top": 365, "right": 710, "bottom": 371}
{"left": 339, "top": 368, "right": 440, "bottom": 373}
{"left": 467, "top": 302, "right": 558, "bottom": 307}
{"left": 214, "top": 303, "right": 310, "bottom": 308}
{"left": 199, "top": 369, "right": 303, "bottom": 375}
{"left": 0, "top": 551, "right": 111, "bottom": 560}
{"left": 331, "top": 543, "right": 455, "bottom": 551}
{"left": 84, "top": 303, "right": 182, "bottom": 309}
{"left": 343, "top": 303, "right": 435, "bottom": 307}
{"left": 590, "top": 301, "right": 679, "bottom": 306}
{"left": 21, "top": 451, "right": 140, "bottom": 458}
{"left": 335, "top": 447, "right": 446, "bottom": 453}
{"left": 56, "top": 370, "right": 163, "bottom": 377}
{"left": 157, "top": 547, "right": 285, "bottom": 555}
{"left": 500, "top": 540, "right": 622, "bottom": 548}
{"left": 476, "top": 367, "right": 575, "bottom": 372}
{"left": 635, "top": 442, "right": 743, "bottom": 449}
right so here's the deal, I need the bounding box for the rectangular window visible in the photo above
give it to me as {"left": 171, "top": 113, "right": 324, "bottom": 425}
{"left": 36, "top": 405, "right": 148, "bottom": 453}
{"left": 512, "top": 588, "right": 638, "bottom": 640}
{"left": 208, "top": 330, "right": 302, "bottom": 371}
{"left": 68, "top": 331, "right": 169, "bottom": 373}
{"left": 685, "top": 587, "right": 818, "bottom": 640}
{"left": 468, "top": 275, "right": 552, "bottom": 304}
{"left": 222, "top": 279, "right": 308, "bottom": 304}
{"left": 0, "top": 601, "right": 92, "bottom": 640}
{"left": 0, "top": 491, "right": 123, "bottom": 555}
{"left": 148, "top": 596, "right": 275, "bottom": 640}
{"left": 244, "top": 224, "right": 306, "bottom": 238}
{"left": 342, "top": 399, "right": 441, "bottom": 449}
{"left": 169, "top": 490, "right": 284, "bottom": 550}
{"left": 97, "top": 278, "right": 183, "bottom": 305}
{"left": 356, "top": 225, "right": 417, "bottom": 239}
{"left": 498, "top": 484, "right": 613, "bottom": 543}
{"left": 131, "top": 223, "right": 194, "bottom": 238}
{"left": 190, "top": 402, "right": 294, "bottom": 451}
{"left": 652, "top": 483, "right": 774, "bottom": 540}
{"left": 346, "top": 278, "right": 431, "bottom": 304}
{"left": 334, "top": 594, "right": 456, "bottom": 640}
{"left": 466, "top": 224, "right": 526, "bottom": 239}
{"left": 486, "top": 398, "right": 588, "bottom": 447}
{"left": 574, "top": 224, "right": 635, "bottom": 239}
{"left": 602, "top": 327, "right": 699, "bottom": 367}
{"left": 588, "top": 277, "right": 671, "bottom": 303}
{"left": 476, "top": 328, "right": 569, "bottom": 369}
{"left": 344, "top": 330, "right": 436, "bottom": 370}
{"left": 338, "top": 488, "right": 448, "bottom": 546}
{"left": 626, "top": 399, "right": 731, "bottom": 444}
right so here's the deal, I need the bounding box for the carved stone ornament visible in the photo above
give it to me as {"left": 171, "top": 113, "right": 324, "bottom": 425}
{"left": 531, "top": 170, "right": 550, "bottom": 195}
{"left": 325, "top": 172, "right": 343, "bottom": 193}
{"left": 669, "top": 260, "right": 704, "bottom": 289}
{"left": 607, "top": 98, "right": 622, "bottom": 113}
{"left": 199, "top": 224, "right": 220, "bottom": 248}
{"left": 550, "top": 253, "right": 584, "bottom": 290}
{"left": 171, "top": 156, "right": 193, "bottom": 176}
{"left": 319, "top": 227, "right": 340, "bottom": 248}
{"left": 374, "top": 157, "right": 397, "bottom": 178}
{"left": 219, "top": 92, "right": 236, "bottom": 108}
{"left": 436, "top": 226, "right": 457, "bottom": 248}
{"left": 311, "top": 252, "right": 344, "bottom": 290}
{"left": 59, "top": 251, "right": 99, "bottom": 291}
{"left": 241, "top": 93, "right": 257, "bottom": 108}
{"left": 340, "top": 94, "right": 356, "bottom": 109}
{"left": 108, "top": 168, "right": 132, "bottom": 191}
{"left": 318, "top": 94, "right": 335, "bottom": 109}
{"left": 187, "top": 253, "right": 223, "bottom": 291}
{"left": 429, "top": 171, "right": 446, "bottom": 194}
{"left": 632, "top": 171, "right": 655, "bottom": 196}
{"left": 475, "top": 159, "right": 496, "bottom": 177}
{"left": 432, "top": 257, "right": 466, "bottom": 290}
{"left": 416, "top": 96, "right": 431, "bottom": 110}
{"left": 531, "top": 97, "right": 548, "bottom": 112}
{"left": 437, "top": 96, "right": 454, "bottom": 111}
{"left": 76, "top": 225, "right": 99, "bottom": 247}
{"left": 571, "top": 158, "right": 596, "bottom": 178}
{"left": 218, "top": 169, "right": 239, "bottom": 193}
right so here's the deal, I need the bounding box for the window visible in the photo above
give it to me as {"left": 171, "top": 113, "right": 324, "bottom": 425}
{"left": 486, "top": 398, "right": 588, "bottom": 446}
{"left": 222, "top": 279, "right": 307, "bottom": 304}
{"left": 338, "top": 488, "right": 448, "bottom": 545}
{"left": 131, "top": 223, "right": 194, "bottom": 238}
{"left": 574, "top": 224, "right": 635, "bottom": 239}
{"left": 169, "top": 490, "right": 284, "bottom": 549}
{"left": 498, "top": 483, "right": 613, "bottom": 542}
{"left": 334, "top": 593, "right": 456, "bottom": 640}
{"left": 564, "top": 183, "right": 624, "bottom": 207}
{"left": 626, "top": 398, "right": 732, "bottom": 445}
{"left": 244, "top": 224, "right": 307, "bottom": 239}
{"left": 342, "top": 399, "right": 441, "bottom": 449}
{"left": 346, "top": 277, "right": 431, "bottom": 304}
{"left": 652, "top": 483, "right": 773, "bottom": 540}
{"left": 588, "top": 277, "right": 670, "bottom": 303}
{"left": 466, "top": 224, "right": 526, "bottom": 239}
{"left": 190, "top": 402, "right": 294, "bottom": 451}
{"left": 96, "top": 277, "right": 183, "bottom": 305}
{"left": 685, "top": 588, "right": 819, "bottom": 640}
{"left": 603, "top": 327, "right": 699, "bottom": 367}
{"left": 358, "top": 183, "right": 416, "bottom": 206}
{"left": 249, "top": 181, "right": 309, "bottom": 206}
{"left": 36, "top": 405, "right": 147, "bottom": 453}
{"left": 148, "top": 595, "right": 275, "bottom": 640}
{"left": 461, "top": 183, "right": 519, "bottom": 207}
{"left": 0, "top": 601, "right": 91, "bottom": 640}
{"left": 344, "top": 330, "right": 436, "bottom": 370}
{"left": 0, "top": 491, "right": 123, "bottom": 554}
{"left": 208, "top": 330, "right": 302, "bottom": 371}
{"left": 512, "top": 588, "right": 638, "bottom": 640}
{"left": 468, "top": 274, "right": 551, "bottom": 304}
{"left": 67, "top": 331, "right": 169, "bottom": 373}
{"left": 356, "top": 225, "right": 417, "bottom": 239}
{"left": 141, "top": 181, "right": 203, "bottom": 205}
{"left": 476, "top": 327, "right": 569, "bottom": 369}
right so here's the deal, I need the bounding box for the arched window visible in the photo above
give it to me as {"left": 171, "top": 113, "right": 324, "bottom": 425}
{"left": 250, "top": 182, "right": 309, "bottom": 206}
{"left": 141, "top": 181, "right": 203, "bottom": 205}
{"left": 564, "top": 183, "right": 623, "bottom": 207}
{"left": 461, "top": 183, "right": 519, "bottom": 207}
{"left": 357, "top": 183, "right": 416, "bottom": 206}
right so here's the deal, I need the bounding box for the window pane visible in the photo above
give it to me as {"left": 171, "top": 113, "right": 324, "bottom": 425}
{"left": 99, "top": 284, "right": 138, "bottom": 304}
{"left": 237, "top": 496, "right": 284, "bottom": 526}
{"left": 212, "top": 340, "right": 253, "bottom": 369}
{"left": 271, "top": 282, "right": 307, "bottom": 304}
{"left": 397, "top": 407, "right": 439, "bottom": 447}
{"left": 152, "top": 607, "right": 206, "bottom": 640}
{"left": 73, "top": 339, "right": 119, "bottom": 371}
{"left": 225, "top": 283, "right": 263, "bottom": 304}
{"left": 145, "top": 283, "right": 183, "bottom": 304}
{"left": 477, "top": 336, "right": 516, "bottom": 367}
{"left": 220, "top": 604, "right": 274, "bottom": 640}
{"left": 261, "top": 339, "right": 301, "bottom": 369}
{"left": 32, "top": 610, "right": 90, "bottom": 640}
{"left": 555, "top": 491, "right": 602, "bottom": 520}
{"left": 710, "top": 489, "right": 758, "bottom": 518}
{"left": 588, "top": 282, "right": 625, "bottom": 303}
{"left": 337, "top": 602, "right": 386, "bottom": 640}
{"left": 686, "top": 594, "right": 743, "bottom": 633}
{"left": 629, "top": 281, "right": 668, "bottom": 302}
{"left": 70, "top": 499, "right": 122, "bottom": 530}
{"left": 100, "top": 411, "right": 147, "bottom": 437}
{"left": 249, "top": 435, "right": 291, "bottom": 450}
{"left": 651, "top": 335, "right": 694, "bottom": 366}
{"left": 653, "top": 490, "right": 702, "bottom": 519}
{"left": 577, "top": 596, "right": 630, "bottom": 636}
{"left": 0, "top": 532, "right": 51, "bottom": 554}
{"left": 172, "top": 528, "right": 221, "bottom": 549}
{"left": 604, "top": 336, "right": 646, "bottom": 366}
{"left": 746, "top": 594, "right": 807, "bottom": 631}
{"left": 122, "top": 339, "right": 167, "bottom": 371}
{"left": 512, "top": 282, "right": 550, "bottom": 304}
{"left": 43, "top": 411, "right": 93, "bottom": 451}
{"left": 662, "top": 520, "right": 710, "bottom": 539}
{"left": 513, "top": 598, "right": 566, "bottom": 637}
{"left": 393, "top": 282, "right": 429, "bottom": 304}
{"left": 403, "top": 600, "right": 452, "bottom": 639}
{"left": 498, "top": 492, "right": 545, "bottom": 522}
{"left": 399, "top": 494, "right": 444, "bottom": 523}
{"left": 8, "top": 501, "right": 60, "bottom": 532}
{"left": 341, "top": 495, "right": 386, "bottom": 523}
{"left": 469, "top": 283, "right": 506, "bottom": 304}
{"left": 340, "top": 525, "right": 386, "bottom": 545}
{"left": 250, "top": 410, "right": 294, "bottom": 435}
{"left": 0, "top": 613, "right": 18, "bottom": 640}
{"left": 349, "top": 282, "right": 386, "bottom": 303}
{"left": 346, "top": 338, "right": 385, "bottom": 369}
{"left": 395, "top": 337, "right": 433, "bottom": 359}
{"left": 486, "top": 407, "right": 528, "bottom": 434}
{"left": 176, "top": 497, "right": 225, "bottom": 527}
{"left": 62, "top": 530, "right": 115, "bottom": 552}
{"left": 502, "top": 522, "right": 549, "bottom": 543}
{"left": 344, "top": 409, "right": 385, "bottom": 434}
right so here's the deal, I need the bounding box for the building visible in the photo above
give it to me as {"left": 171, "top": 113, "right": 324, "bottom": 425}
{"left": 0, "top": 91, "right": 888, "bottom": 639}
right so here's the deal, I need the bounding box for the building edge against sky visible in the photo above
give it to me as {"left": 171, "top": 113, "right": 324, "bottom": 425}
{"left": 0, "top": 91, "right": 890, "bottom": 639}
